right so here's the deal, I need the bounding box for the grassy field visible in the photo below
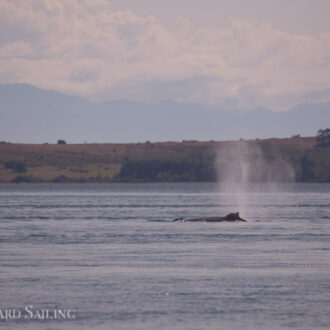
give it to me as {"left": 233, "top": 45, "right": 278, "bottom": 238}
{"left": 0, "top": 137, "right": 328, "bottom": 183}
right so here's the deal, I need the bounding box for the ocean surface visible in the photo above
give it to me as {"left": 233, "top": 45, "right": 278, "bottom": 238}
{"left": 0, "top": 183, "right": 329, "bottom": 330}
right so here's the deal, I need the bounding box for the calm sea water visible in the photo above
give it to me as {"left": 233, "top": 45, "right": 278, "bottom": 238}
{"left": 0, "top": 183, "right": 329, "bottom": 330}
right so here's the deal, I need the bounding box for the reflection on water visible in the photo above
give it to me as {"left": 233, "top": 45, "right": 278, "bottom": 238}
{"left": 0, "top": 183, "right": 329, "bottom": 329}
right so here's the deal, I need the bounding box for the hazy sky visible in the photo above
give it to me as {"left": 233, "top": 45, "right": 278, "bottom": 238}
{"left": 111, "top": 0, "right": 330, "bottom": 35}
{"left": 1, "top": 0, "right": 330, "bottom": 110}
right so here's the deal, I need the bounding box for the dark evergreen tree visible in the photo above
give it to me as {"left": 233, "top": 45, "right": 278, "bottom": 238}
{"left": 316, "top": 128, "right": 330, "bottom": 147}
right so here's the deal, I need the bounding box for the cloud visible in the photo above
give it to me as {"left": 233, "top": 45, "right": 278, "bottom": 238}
{"left": 0, "top": 0, "right": 330, "bottom": 110}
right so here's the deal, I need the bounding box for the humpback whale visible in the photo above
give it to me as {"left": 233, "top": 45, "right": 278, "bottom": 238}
{"left": 173, "top": 212, "right": 247, "bottom": 222}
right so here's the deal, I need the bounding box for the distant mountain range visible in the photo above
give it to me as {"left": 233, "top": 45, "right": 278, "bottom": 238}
{"left": 1, "top": 83, "right": 329, "bottom": 143}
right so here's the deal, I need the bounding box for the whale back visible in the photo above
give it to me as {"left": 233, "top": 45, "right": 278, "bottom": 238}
{"left": 173, "top": 212, "right": 247, "bottom": 222}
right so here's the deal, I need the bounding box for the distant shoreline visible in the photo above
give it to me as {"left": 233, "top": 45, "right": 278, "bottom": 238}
{"left": 0, "top": 137, "right": 329, "bottom": 183}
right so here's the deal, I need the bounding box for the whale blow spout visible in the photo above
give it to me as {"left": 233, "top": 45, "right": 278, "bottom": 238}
{"left": 173, "top": 212, "right": 247, "bottom": 223}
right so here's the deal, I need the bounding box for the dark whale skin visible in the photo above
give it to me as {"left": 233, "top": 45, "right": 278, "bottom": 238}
{"left": 173, "top": 212, "right": 247, "bottom": 222}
